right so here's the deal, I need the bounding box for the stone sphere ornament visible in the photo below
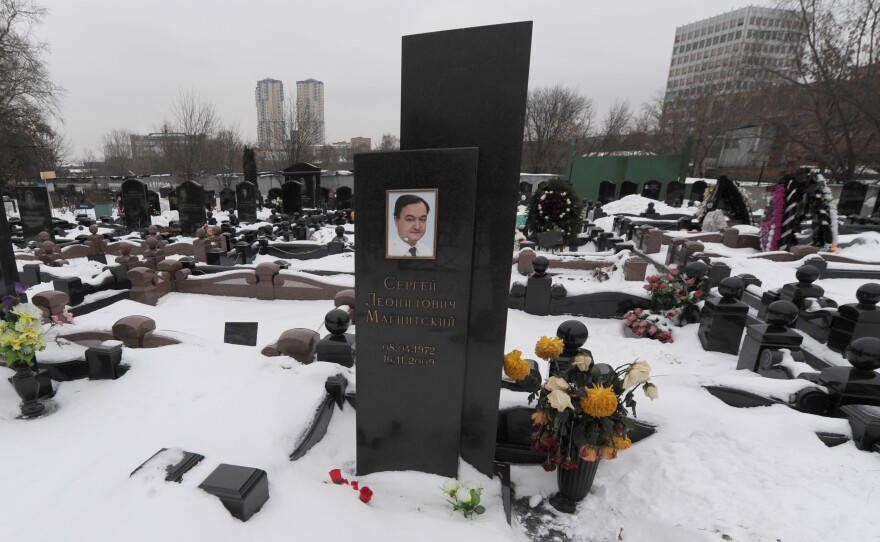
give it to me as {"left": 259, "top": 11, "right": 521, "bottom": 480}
{"left": 684, "top": 260, "right": 709, "bottom": 279}
{"left": 766, "top": 300, "right": 799, "bottom": 327}
{"left": 532, "top": 256, "right": 549, "bottom": 276}
{"left": 795, "top": 265, "right": 820, "bottom": 284}
{"left": 718, "top": 277, "right": 745, "bottom": 300}
{"left": 335, "top": 225, "right": 345, "bottom": 237}
{"left": 855, "top": 283, "right": 880, "bottom": 306}
{"left": 845, "top": 337, "right": 880, "bottom": 372}
{"left": 556, "top": 319, "right": 588, "bottom": 350}
{"left": 324, "top": 308, "right": 351, "bottom": 335}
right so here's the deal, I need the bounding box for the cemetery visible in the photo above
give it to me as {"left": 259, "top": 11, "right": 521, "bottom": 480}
{"left": 4, "top": 21, "right": 880, "bottom": 542}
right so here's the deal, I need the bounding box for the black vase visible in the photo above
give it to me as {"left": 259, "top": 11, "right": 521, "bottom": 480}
{"left": 11, "top": 363, "right": 45, "bottom": 418}
{"left": 549, "top": 457, "right": 601, "bottom": 513}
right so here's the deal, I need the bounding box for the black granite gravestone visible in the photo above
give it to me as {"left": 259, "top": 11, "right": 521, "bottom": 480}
{"left": 121, "top": 179, "right": 149, "bottom": 231}
{"left": 176, "top": 180, "right": 206, "bottom": 236}
{"left": 524, "top": 256, "right": 552, "bottom": 316}
{"left": 354, "top": 148, "right": 478, "bottom": 477}
{"left": 283, "top": 163, "right": 321, "bottom": 209}
{"left": 837, "top": 181, "right": 867, "bottom": 216}
{"left": 219, "top": 188, "right": 236, "bottom": 212}
{"left": 204, "top": 190, "right": 217, "bottom": 210}
{"left": 0, "top": 203, "right": 21, "bottom": 296}
{"left": 400, "top": 21, "right": 532, "bottom": 477}
{"left": 224, "top": 322, "right": 258, "bottom": 346}
{"left": 235, "top": 181, "right": 257, "bottom": 222}
{"left": 281, "top": 180, "right": 303, "bottom": 214}
{"left": 336, "top": 186, "right": 353, "bottom": 209}
{"left": 147, "top": 190, "right": 161, "bottom": 216}
{"left": 16, "top": 186, "right": 53, "bottom": 242}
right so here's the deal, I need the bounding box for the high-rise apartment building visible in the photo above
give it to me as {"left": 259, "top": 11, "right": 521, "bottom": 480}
{"left": 255, "top": 78, "right": 286, "bottom": 150}
{"left": 296, "top": 78, "right": 325, "bottom": 146}
{"left": 664, "top": 6, "right": 804, "bottom": 102}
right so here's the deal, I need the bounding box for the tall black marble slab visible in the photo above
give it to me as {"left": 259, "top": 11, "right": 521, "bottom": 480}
{"left": 235, "top": 181, "right": 258, "bottom": 222}
{"left": 281, "top": 181, "right": 302, "bottom": 214}
{"left": 0, "top": 203, "right": 20, "bottom": 296}
{"left": 120, "top": 179, "right": 149, "bottom": 232}
{"left": 16, "top": 186, "right": 53, "bottom": 242}
{"left": 400, "top": 21, "right": 532, "bottom": 476}
{"left": 147, "top": 190, "right": 161, "bottom": 216}
{"left": 176, "top": 180, "right": 206, "bottom": 236}
{"left": 354, "top": 148, "right": 478, "bottom": 477}
{"left": 219, "top": 188, "right": 236, "bottom": 212}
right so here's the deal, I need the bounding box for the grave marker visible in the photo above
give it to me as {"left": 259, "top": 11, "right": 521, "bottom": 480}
{"left": 176, "top": 180, "right": 206, "bottom": 236}
{"left": 16, "top": 186, "right": 53, "bottom": 242}
{"left": 355, "top": 148, "right": 479, "bottom": 477}
{"left": 0, "top": 203, "right": 21, "bottom": 296}
{"left": 224, "top": 322, "right": 259, "bottom": 346}
{"left": 235, "top": 181, "right": 258, "bottom": 222}
{"left": 121, "top": 179, "right": 149, "bottom": 231}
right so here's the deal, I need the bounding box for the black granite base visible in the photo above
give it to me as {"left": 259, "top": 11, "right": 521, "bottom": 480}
{"left": 199, "top": 464, "right": 269, "bottom": 522}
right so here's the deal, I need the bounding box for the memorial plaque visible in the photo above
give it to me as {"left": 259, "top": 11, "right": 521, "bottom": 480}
{"left": 235, "top": 181, "right": 258, "bottom": 222}
{"left": 355, "top": 148, "right": 478, "bottom": 477}
{"left": 400, "top": 21, "right": 532, "bottom": 476}
{"left": 176, "top": 180, "right": 206, "bottom": 236}
{"left": 224, "top": 322, "right": 259, "bottom": 346}
{"left": 16, "top": 186, "right": 53, "bottom": 242}
{"left": 0, "top": 203, "right": 21, "bottom": 296}
{"left": 121, "top": 179, "right": 149, "bottom": 231}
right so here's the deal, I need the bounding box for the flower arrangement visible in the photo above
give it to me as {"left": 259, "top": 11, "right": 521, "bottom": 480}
{"left": 527, "top": 332, "right": 657, "bottom": 470}
{"left": 441, "top": 479, "right": 485, "bottom": 519}
{"left": 643, "top": 268, "right": 704, "bottom": 313}
{"left": 1, "top": 284, "right": 72, "bottom": 367}
{"left": 525, "top": 178, "right": 583, "bottom": 246}
{"left": 622, "top": 308, "right": 674, "bottom": 343}
{"left": 513, "top": 229, "right": 526, "bottom": 251}
{"left": 503, "top": 349, "right": 532, "bottom": 381}
{"left": 591, "top": 264, "right": 617, "bottom": 282}
{"left": 694, "top": 183, "right": 716, "bottom": 225}
{"left": 328, "top": 468, "right": 373, "bottom": 503}
{"left": 759, "top": 183, "right": 785, "bottom": 252}
{"left": 809, "top": 172, "right": 838, "bottom": 253}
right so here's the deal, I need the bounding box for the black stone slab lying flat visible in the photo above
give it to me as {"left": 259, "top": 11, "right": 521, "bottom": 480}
{"left": 130, "top": 448, "right": 205, "bottom": 483}
{"left": 199, "top": 464, "right": 269, "bottom": 522}
{"left": 703, "top": 385, "right": 781, "bottom": 408}
{"left": 224, "top": 322, "right": 258, "bottom": 347}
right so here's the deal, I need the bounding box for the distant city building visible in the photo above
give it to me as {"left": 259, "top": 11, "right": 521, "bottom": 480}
{"left": 664, "top": 6, "right": 804, "bottom": 102}
{"left": 130, "top": 132, "right": 196, "bottom": 175}
{"left": 296, "top": 78, "right": 325, "bottom": 145}
{"left": 255, "top": 78, "right": 286, "bottom": 150}
{"left": 350, "top": 136, "right": 371, "bottom": 153}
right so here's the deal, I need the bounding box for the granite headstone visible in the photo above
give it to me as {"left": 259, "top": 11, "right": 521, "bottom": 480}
{"left": 235, "top": 181, "right": 258, "bottom": 223}
{"left": 177, "top": 180, "right": 206, "bottom": 236}
{"left": 121, "top": 179, "right": 149, "bottom": 231}
{"left": 16, "top": 186, "right": 53, "bottom": 242}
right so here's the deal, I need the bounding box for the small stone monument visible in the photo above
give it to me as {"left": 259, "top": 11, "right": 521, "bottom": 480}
{"left": 736, "top": 300, "right": 803, "bottom": 373}
{"left": 827, "top": 283, "right": 880, "bottom": 354}
{"left": 315, "top": 309, "right": 356, "bottom": 368}
{"left": 524, "top": 256, "right": 552, "bottom": 316}
{"left": 698, "top": 277, "right": 749, "bottom": 355}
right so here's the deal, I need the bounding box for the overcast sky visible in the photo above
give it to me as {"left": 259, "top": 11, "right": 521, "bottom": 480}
{"left": 40, "top": 0, "right": 754, "bottom": 159}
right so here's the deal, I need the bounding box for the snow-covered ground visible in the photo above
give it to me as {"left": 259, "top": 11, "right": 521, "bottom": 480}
{"left": 4, "top": 237, "right": 880, "bottom": 541}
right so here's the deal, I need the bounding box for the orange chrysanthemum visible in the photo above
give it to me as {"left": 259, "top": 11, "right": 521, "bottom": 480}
{"left": 579, "top": 385, "right": 619, "bottom": 418}
{"left": 503, "top": 350, "right": 531, "bottom": 381}
{"left": 611, "top": 436, "right": 632, "bottom": 450}
{"left": 535, "top": 336, "right": 564, "bottom": 360}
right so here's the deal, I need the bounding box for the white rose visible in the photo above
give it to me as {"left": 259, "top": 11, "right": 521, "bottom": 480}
{"left": 573, "top": 353, "right": 592, "bottom": 371}
{"left": 548, "top": 389, "right": 574, "bottom": 412}
{"left": 442, "top": 479, "right": 460, "bottom": 495}
{"left": 544, "top": 376, "right": 569, "bottom": 392}
{"left": 623, "top": 360, "right": 652, "bottom": 388}
{"left": 455, "top": 487, "right": 473, "bottom": 504}
{"left": 644, "top": 382, "right": 659, "bottom": 400}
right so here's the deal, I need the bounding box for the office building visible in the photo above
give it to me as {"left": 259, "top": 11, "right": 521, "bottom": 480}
{"left": 664, "top": 6, "right": 804, "bottom": 101}
{"left": 255, "top": 78, "right": 286, "bottom": 150}
{"left": 296, "top": 78, "right": 325, "bottom": 146}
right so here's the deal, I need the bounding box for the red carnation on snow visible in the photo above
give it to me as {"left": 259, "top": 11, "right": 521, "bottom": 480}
{"left": 359, "top": 486, "right": 373, "bottom": 503}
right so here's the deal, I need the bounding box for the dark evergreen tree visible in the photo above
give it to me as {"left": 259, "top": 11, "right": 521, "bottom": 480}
{"left": 242, "top": 146, "right": 257, "bottom": 185}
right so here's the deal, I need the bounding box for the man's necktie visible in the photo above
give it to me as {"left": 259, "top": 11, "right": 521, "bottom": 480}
{"left": 409, "top": 247, "right": 417, "bottom": 256}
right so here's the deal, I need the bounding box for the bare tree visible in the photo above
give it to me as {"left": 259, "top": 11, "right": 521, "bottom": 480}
{"left": 375, "top": 133, "right": 399, "bottom": 151}
{"left": 100, "top": 128, "right": 132, "bottom": 176}
{"left": 204, "top": 121, "right": 244, "bottom": 175}
{"left": 756, "top": 0, "right": 880, "bottom": 180}
{"left": 261, "top": 94, "right": 322, "bottom": 171}
{"left": 583, "top": 99, "right": 634, "bottom": 155}
{"left": 522, "top": 84, "right": 595, "bottom": 174}
{"left": 160, "top": 88, "right": 218, "bottom": 180}
{"left": 0, "top": 0, "right": 63, "bottom": 190}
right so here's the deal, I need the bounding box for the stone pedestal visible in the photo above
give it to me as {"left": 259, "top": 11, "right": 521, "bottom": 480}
{"left": 698, "top": 277, "right": 748, "bottom": 355}
{"left": 524, "top": 256, "right": 552, "bottom": 316}
{"left": 828, "top": 283, "right": 880, "bottom": 354}
{"left": 316, "top": 309, "right": 356, "bottom": 368}
{"left": 86, "top": 342, "right": 124, "bottom": 380}
{"left": 199, "top": 464, "right": 269, "bottom": 522}
{"left": 779, "top": 265, "right": 829, "bottom": 310}
{"left": 737, "top": 300, "right": 802, "bottom": 373}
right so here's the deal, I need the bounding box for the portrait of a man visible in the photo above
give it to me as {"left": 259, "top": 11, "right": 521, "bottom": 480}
{"left": 386, "top": 190, "right": 437, "bottom": 259}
